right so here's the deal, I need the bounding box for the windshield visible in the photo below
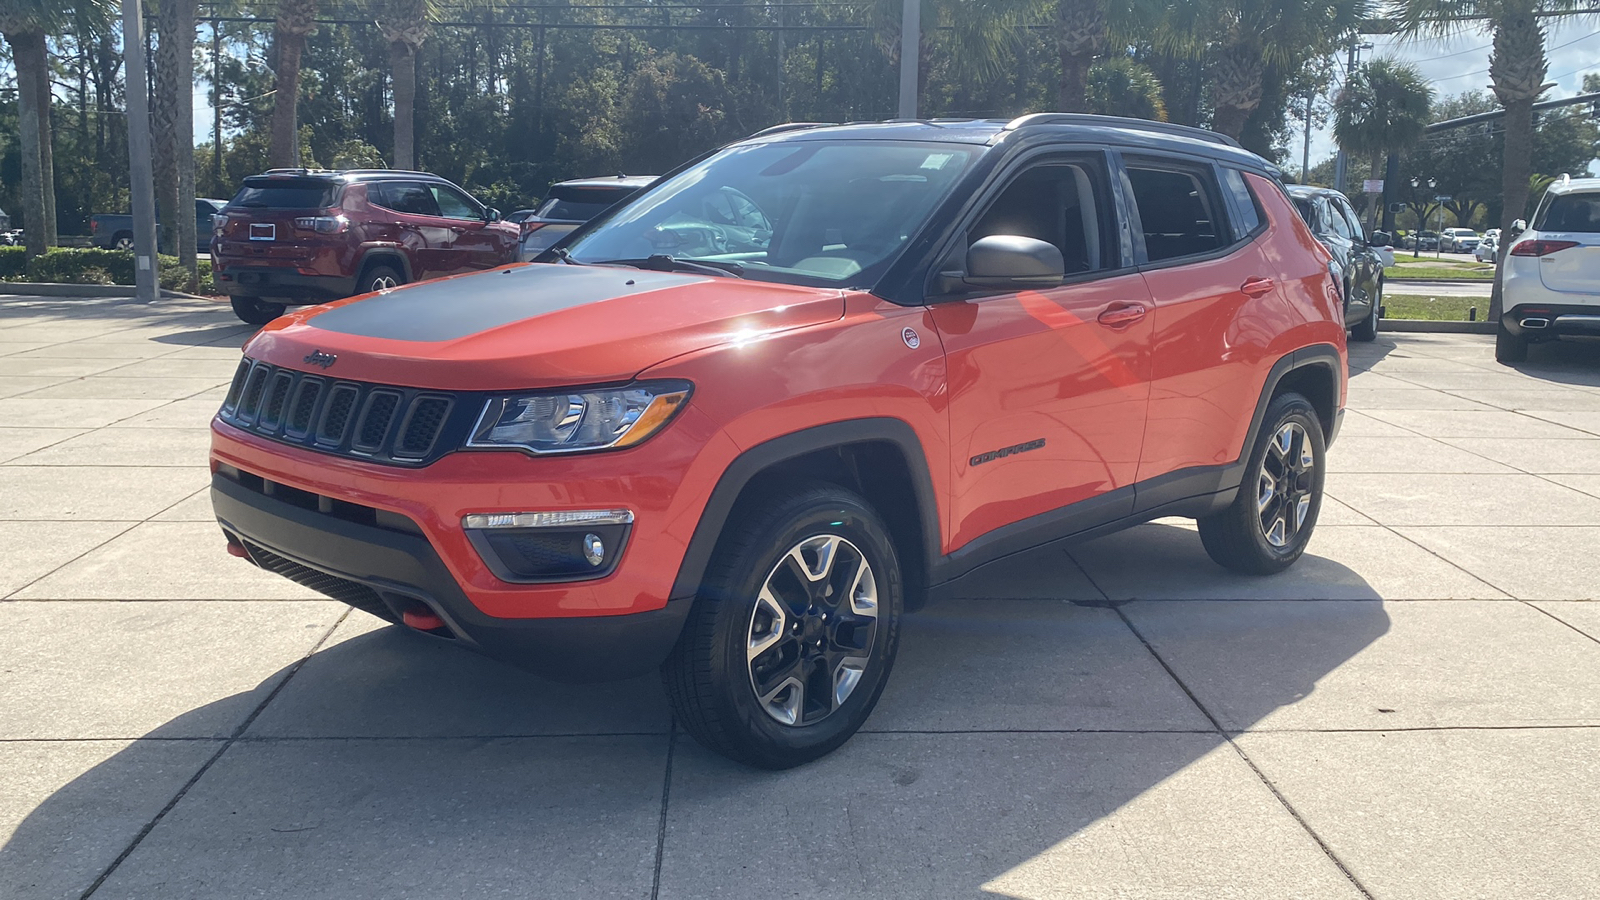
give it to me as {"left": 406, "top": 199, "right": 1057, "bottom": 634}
{"left": 564, "top": 141, "right": 978, "bottom": 287}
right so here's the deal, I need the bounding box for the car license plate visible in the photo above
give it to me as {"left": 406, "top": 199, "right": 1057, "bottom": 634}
{"left": 249, "top": 223, "right": 276, "bottom": 241}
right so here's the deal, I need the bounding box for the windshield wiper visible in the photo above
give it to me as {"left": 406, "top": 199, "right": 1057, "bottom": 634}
{"left": 549, "top": 247, "right": 588, "bottom": 266}
{"left": 593, "top": 255, "right": 745, "bottom": 278}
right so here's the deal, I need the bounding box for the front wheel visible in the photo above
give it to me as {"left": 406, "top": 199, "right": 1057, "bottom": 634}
{"left": 1198, "top": 392, "right": 1326, "bottom": 574}
{"left": 230, "top": 296, "right": 286, "bottom": 326}
{"left": 663, "top": 483, "right": 903, "bottom": 769}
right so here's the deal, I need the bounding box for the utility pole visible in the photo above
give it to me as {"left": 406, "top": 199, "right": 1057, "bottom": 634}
{"left": 1332, "top": 40, "right": 1356, "bottom": 193}
{"left": 897, "top": 0, "right": 918, "bottom": 118}
{"left": 1302, "top": 88, "right": 1314, "bottom": 181}
{"left": 122, "top": 0, "right": 159, "bottom": 302}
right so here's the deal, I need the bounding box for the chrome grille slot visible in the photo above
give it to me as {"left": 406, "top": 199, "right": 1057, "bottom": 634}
{"left": 394, "top": 396, "right": 452, "bottom": 458}
{"left": 317, "top": 383, "right": 360, "bottom": 446}
{"left": 216, "top": 359, "right": 467, "bottom": 467}
{"left": 352, "top": 390, "right": 402, "bottom": 452}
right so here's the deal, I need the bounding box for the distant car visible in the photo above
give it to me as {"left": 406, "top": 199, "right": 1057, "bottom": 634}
{"left": 1475, "top": 233, "right": 1499, "bottom": 262}
{"left": 212, "top": 168, "right": 520, "bottom": 324}
{"left": 90, "top": 199, "right": 226, "bottom": 253}
{"left": 1288, "top": 184, "right": 1387, "bottom": 341}
{"left": 1405, "top": 230, "right": 1440, "bottom": 251}
{"left": 1441, "top": 228, "right": 1480, "bottom": 252}
{"left": 517, "top": 175, "right": 655, "bottom": 260}
{"left": 1496, "top": 174, "right": 1600, "bottom": 362}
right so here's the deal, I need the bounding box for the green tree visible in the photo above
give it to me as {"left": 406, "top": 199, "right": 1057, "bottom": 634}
{"left": 1334, "top": 58, "right": 1432, "bottom": 225}
{"left": 1085, "top": 57, "right": 1168, "bottom": 120}
{"left": 1394, "top": 0, "right": 1600, "bottom": 317}
{"left": 1, "top": 0, "right": 69, "bottom": 255}
{"left": 155, "top": 0, "right": 199, "bottom": 283}
{"left": 373, "top": 0, "right": 435, "bottom": 170}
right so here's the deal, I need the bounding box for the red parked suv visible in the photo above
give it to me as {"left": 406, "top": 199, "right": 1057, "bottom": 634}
{"left": 212, "top": 169, "right": 520, "bottom": 325}
{"left": 210, "top": 116, "right": 1347, "bottom": 767}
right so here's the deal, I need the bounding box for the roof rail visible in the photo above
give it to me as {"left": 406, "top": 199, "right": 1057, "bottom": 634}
{"left": 747, "top": 122, "right": 837, "bottom": 139}
{"left": 1002, "top": 113, "right": 1241, "bottom": 149}
{"left": 337, "top": 168, "right": 435, "bottom": 177}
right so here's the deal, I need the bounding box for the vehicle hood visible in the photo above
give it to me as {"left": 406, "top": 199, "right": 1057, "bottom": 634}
{"left": 244, "top": 262, "right": 846, "bottom": 390}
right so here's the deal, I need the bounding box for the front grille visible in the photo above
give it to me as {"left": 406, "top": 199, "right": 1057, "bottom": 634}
{"left": 220, "top": 358, "right": 466, "bottom": 466}
{"left": 241, "top": 539, "right": 397, "bottom": 623}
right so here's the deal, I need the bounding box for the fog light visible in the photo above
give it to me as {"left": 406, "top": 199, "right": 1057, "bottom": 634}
{"left": 584, "top": 533, "right": 605, "bottom": 566}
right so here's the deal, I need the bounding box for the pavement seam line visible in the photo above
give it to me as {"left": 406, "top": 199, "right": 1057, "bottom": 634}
{"left": 1519, "top": 600, "right": 1600, "bottom": 647}
{"left": 649, "top": 721, "right": 678, "bottom": 900}
{"left": 1113, "top": 605, "right": 1377, "bottom": 900}
{"left": 77, "top": 606, "right": 351, "bottom": 899}
{"left": 1062, "top": 549, "right": 1111, "bottom": 602}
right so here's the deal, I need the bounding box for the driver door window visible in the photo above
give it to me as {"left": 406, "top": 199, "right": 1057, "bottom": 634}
{"left": 432, "top": 186, "right": 483, "bottom": 222}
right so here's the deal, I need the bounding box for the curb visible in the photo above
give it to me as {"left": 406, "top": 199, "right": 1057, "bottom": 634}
{"left": 1379, "top": 319, "right": 1495, "bottom": 334}
{"left": 0, "top": 283, "right": 220, "bottom": 301}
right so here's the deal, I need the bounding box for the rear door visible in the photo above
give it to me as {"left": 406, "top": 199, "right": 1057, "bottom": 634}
{"left": 1121, "top": 156, "right": 1280, "bottom": 495}
{"left": 1533, "top": 191, "right": 1600, "bottom": 295}
{"left": 930, "top": 152, "right": 1154, "bottom": 550}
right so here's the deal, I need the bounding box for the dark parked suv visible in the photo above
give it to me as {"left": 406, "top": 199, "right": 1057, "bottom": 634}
{"left": 1288, "top": 185, "right": 1388, "bottom": 342}
{"left": 212, "top": 169, "right": 520, "bottom": 324}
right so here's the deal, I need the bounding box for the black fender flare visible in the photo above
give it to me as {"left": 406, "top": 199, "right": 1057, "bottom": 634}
{"left": 355, "top": 247, "right": 414, "bottom": 285}
{"left": 668, "top": 418, "right": 943, "bottom": 603}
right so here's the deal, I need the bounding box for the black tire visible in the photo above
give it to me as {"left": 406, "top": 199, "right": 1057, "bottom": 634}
{"left": 662, "top": 482, "right": 903, "bottom": 769}
{"left": 112, "top": 233, "right": 134, "bottom": 251}
{"left": 1198, "top": 392, "right": 1326, "bottom": 575}
{"left": 1350, "top": 285, "right": 1380, "bottom": 343}
{"left": 1495, "top": 322, "right": 1528, "bottom": 364}
{"left": 230, "top": 295, "right": 286, "bottom": 326}
{"left": 357, "top": 263, "right": 404, "bottom": 296}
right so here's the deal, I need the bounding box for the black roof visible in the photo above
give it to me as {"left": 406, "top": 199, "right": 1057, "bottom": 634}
{"left": 740, "top": 114, "right": 1280, "bottom": 178}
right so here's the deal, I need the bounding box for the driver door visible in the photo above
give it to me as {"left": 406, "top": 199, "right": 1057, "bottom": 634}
{"left": 929, "top": 155, "right": 1154, "bottom": 551}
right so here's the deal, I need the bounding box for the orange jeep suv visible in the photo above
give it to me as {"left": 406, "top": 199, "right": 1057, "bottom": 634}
{"left": 211, "top": 116, "right": 1347, "bottom": 767}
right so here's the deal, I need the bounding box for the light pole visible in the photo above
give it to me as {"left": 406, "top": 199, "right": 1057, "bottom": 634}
{"left": 897, "top": 0, "right": 919, "bottom": 119}
{"left": 122, "top": 0, "right": 159, "bottom": 302}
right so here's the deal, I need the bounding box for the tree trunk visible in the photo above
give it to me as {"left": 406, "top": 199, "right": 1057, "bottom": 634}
{"left": 155, "top": 0, "right": 183, "bottom": 255}
{"left": 1058, "top": 51, "right": 1092, "bottom": 112}
{"left": 270, "top": 28, "right": 306, "bottom": 167}
{"left": 1208, "top": 44, "right": 1264, "bottom": 140}
{"left": 391, "top": 41, "right": 417, "bottom": 169}
{"left": 1486, "top": 9, "right": 1548, "bottom": 322}
{"left": 8, "top": 30, "right": 48, "bottom": 259}
{"left": 1054, "top": 0, "right": 1104, "bottom": 113}
{"left": 174, "top": 0, "right": 198, "bottom": 283}
{"left": 31, "top": 31, "right": 56, "bottom": 246}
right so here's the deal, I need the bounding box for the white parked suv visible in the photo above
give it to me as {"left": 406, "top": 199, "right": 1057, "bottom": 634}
{"left": 1497, "top": 176, "right": 1600, "bottom": 363}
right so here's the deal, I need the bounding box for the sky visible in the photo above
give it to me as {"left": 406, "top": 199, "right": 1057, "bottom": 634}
{"left": 1299, "top": 18, "right": 1600, "bottom": 177}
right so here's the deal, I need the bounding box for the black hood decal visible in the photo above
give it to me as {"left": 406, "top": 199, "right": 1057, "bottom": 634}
{"left": 309, "top": 264, "right": 704, "bottom": 342}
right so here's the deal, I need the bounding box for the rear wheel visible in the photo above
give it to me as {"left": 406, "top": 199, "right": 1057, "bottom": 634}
{"left": 112, "top": 233, "right": 133, "bottom": 251}
{"left": 357, "top": 263, "right": 404, "bottom": 296}
{"left": 1198, "top": 392, "right": 1325, "bottom": 574}
{"left": 1495, "top": 321, "right": 1528, "bottom": 364}
{"left": 230, "top": 296, "right": 286, "bottom": 326}
{"left": 663, "top": 483, "right": 903, "bottom": 769}
{"left": 1350, "top": 282, "right": 1380, "bottom": 342}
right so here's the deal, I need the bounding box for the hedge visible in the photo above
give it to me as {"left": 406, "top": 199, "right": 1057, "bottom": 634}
{"left": 0, "top": 247, "right": 213, "bottom": 293}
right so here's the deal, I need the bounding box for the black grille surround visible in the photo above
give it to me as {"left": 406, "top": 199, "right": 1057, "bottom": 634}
{"left": 219, "top": 358, "right": 479, "bottom": 467}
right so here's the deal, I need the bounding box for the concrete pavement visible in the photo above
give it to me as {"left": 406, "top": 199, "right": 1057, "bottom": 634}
{"left": 3, "top": 295, "right": 1600, "bottom": 898}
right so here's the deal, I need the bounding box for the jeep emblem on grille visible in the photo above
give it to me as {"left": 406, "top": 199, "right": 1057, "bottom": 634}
{"left": 303, "top": 350, "right": 337, "bottom": 369}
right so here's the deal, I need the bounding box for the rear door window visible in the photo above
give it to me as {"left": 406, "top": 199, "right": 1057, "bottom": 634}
{"left": 373, "top": 182, "right": 441, "bottom": 217}
{"left": 229, "top": 179, "right": 339, "bottom": 210}
{"left": 1124, "top": 164, "right": 1229, "bottom": 263}
{"left": 1220, "top": 168, "right": 1262, "bottom": 239}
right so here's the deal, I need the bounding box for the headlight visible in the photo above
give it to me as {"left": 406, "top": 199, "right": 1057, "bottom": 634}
{"left": 466, "top": 381, "right": 691, "bottom": 455}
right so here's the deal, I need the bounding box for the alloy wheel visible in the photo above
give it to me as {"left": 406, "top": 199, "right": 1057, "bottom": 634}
{"left": 746, "top": 534, "right": 879, "bottom": 727}
{"left": 1256, "top": 422, "right": 1315, "bottom": 548}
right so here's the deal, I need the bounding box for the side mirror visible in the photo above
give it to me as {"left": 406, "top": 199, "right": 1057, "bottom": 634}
{"left": 962, "top": 235, "right": 1065, "bottom": 290}
{"left": 1369, "top": 231, "right": 1392, "bottom": 247}
{"left": 1510, "top": 219, "right": 1526, "bottom": 238}
{"left": 487, "top": 208, "right": 502, "bottom": 223}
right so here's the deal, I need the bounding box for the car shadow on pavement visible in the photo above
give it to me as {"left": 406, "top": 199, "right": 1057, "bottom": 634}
{"left": 2, "top": 529, "right": 1392, "bottom": 898}
{"left": 1502, "top": 338, "right": 1600, "bottom": 386}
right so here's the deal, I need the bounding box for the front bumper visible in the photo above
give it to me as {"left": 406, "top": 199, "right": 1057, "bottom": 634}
{"left": 1501, "top": 303, "right": 1600, "bottom": 338}
{"left": 213, "top": 472, "right": 690, "bottom": 680}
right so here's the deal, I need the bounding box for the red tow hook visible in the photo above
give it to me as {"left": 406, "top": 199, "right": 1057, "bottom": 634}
{"left": 401, "top": 607, "right": 448, "bottom": 631}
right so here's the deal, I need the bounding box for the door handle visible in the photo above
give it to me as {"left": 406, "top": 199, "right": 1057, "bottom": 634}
{"left": 1097, "top": 302, "right": 1148, "bottom": 327}
{"left": 1241, "top": 277, "right": 1276, "bottom": 297}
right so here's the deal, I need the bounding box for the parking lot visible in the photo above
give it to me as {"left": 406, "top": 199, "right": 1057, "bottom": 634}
{"left": 3, "top": 294, "right": 1600, "bottom": 899}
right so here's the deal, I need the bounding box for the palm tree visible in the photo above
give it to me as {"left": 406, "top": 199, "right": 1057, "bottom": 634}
{"left": 1334, "top": 58, "right": 1432, "bottom": 226}
{"left": 1086, "top": 57, "right": 1169, "bottom": 120}
{"left": 1, "top": 0, "right": 64, "bottom": 257}
{"left": 1056, "top": 0, "right": 1107, "bottom": 112}
{"left": 1165, "top": 0, "right": 1366, "bottom": 139}
{"left": 1392, "top": 0, "right": 1599, "bottom": 319}
{"left": 863, "top": 0, "right": 1036, "bottom": 116}
{"left": 372, "top": 0, "right": 436, "bottom": 170}
{"left": 270, "top": 0, "right": 318, "bottom": 167}
{"left": 156, "top": 0, "right": 199, "bottom": 280}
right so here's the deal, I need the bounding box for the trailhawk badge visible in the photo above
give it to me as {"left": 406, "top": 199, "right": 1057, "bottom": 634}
{"left": 901, "top": 327, "right": 920, "bottom": 349}
{"left": 303, "top": 350, "right": 337, "bottom": 369}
